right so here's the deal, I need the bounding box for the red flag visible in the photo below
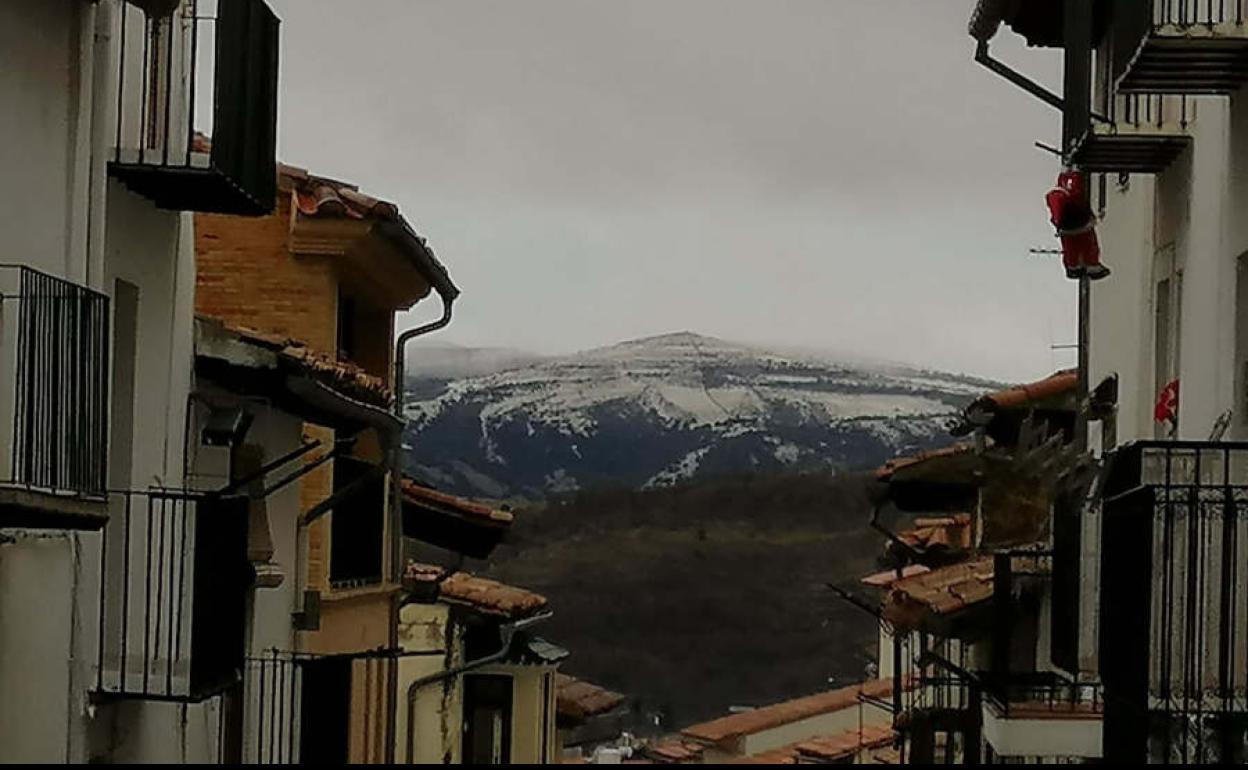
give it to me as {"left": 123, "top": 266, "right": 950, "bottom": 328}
{"left": 1154, "top": 379, "right": 1179, "bottom": 425}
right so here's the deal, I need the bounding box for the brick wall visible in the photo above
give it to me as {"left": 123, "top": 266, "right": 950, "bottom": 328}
{"left": 195, "top": 194, "right": 339, "bottom": 355}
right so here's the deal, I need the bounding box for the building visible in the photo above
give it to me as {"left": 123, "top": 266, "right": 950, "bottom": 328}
{"left": 399, "top": 562, "right": 563, "bottom": 764}
{"left": 846, "top": 372, "right": 1106, "bottom": 763}
{"left": 0, "top": 0, "right": 279, "bottom": 762}
{"left": 554, "top": 673, "right": 629, "bottom": 761}
{"left": 968, "top": 0, "right": 1248, "bottom": 762}
{"left": 659, "top": 678, "right": 898, "bottom": 764}
{"left": 194, "top": 160, "right": 459, "bottom": 762}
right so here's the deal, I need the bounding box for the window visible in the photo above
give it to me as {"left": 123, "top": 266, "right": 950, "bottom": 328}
{"left": 328, "top": 457, "right": 385, "bottom": 587}
{"left": 1236, "top": 253, "right": 1248, "bottom": 437}
{"left": 336, "top": 289, "right": 358, "bottom": 363}
{"left": 1153, "top": 244, "right": 1182, "bottom": 438}
{"left": 463, "top": 674, "right": 513, "bottom": 765}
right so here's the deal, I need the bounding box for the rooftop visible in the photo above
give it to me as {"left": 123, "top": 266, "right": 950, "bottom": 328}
{"left": 643, "top": 739, "right": 705, "bottom": 764}
{"left": 556, "top": 674, "right": 627, "bottom": 722}
{"left": 278, "top": 164, "right": 459, "bottom": 301}
{"left": 882, "top": 556, "right": 994, "bottom": 632}
{"left": 403, "top": 562, "right": 548, "bottom": 619}
{"left": 725, "top": 724, "right": 897, "bottom": 765}
{"left": 197, "top": 316, "right": 391, "bottom": 407}
{"left": 681, "top": 678, "right": 896, "bottom": 745}
{"left": 400, "top": 478, "right": 514, "bottom": 526}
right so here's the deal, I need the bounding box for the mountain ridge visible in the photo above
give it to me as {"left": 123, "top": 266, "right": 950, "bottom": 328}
{"left": 402, "top": 332, "right": 999, "bottom": 499}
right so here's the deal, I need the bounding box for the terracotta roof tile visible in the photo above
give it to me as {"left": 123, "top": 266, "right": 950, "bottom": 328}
{"left": 276, "top": 164, "right": 458, "bottom": 301}
{"left": 681, "top": 679, "right": 896, "bottom": 745}
{"left": 875, "top": 444, "right": 976, "bottom": 481}
{"left": 404, "top": 562, "right": 547, "bottom": 619}
{"left": 556, "top": 674, "right": 626, "bottom": 721}
{"left": 724, "top": 724, "right": 896, "bottom": 765}
{"left": 975, "top": 369, "right": 1078, "bottom": 413}
{"left": 861, "top": 564, "right": 931, "bottom": 588}
{"left": 795, "top": 724, "right": 896, "bottom": 762}
{"left": 726, "top": 746, "right": 799, "bottom": 764}
{"left": 882, "top": 556, "right": 994, "bottom": 631}
{"left": 643, "top": 739, "right": 705, "bottom": 764}
{"left": 197, "top": 316, "right": 390, "bottom": 406}
{"left": 895, "top": 513, "right": 974, "bottom": 554}
{"left": 400, "top": 478, "right": 514, "bottom": 526}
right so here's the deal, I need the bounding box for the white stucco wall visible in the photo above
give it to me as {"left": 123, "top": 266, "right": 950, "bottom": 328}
{"left": 1, "top": 0, "right": 209, "bottom": 763}
{"left": 0, "top": 533, "right": 77, "bottom": 762}
{"left": 0, "top": 0, "right": 79, "bottom": 280}
{"left": 982, "top": 705, "right": 1102, "bottom": 760}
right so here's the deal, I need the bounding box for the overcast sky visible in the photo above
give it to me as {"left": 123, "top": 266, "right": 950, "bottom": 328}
{"left": 266, "top": 0, "right": 1072, "bottom": 382}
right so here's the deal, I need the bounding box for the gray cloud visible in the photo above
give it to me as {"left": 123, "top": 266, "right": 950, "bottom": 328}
{"left": 267, "top": 0, "right": 1075, "bottom": 381}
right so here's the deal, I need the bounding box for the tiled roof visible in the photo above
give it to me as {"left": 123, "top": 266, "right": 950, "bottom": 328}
{"left": 400, "top": 478, "right": 514, "bottom": 526}
{"left": 643, "top": 739, "right": 705, "bottom": 764}
{"left": 795, "top": 724, "right": 896, "bottom": 762}
{"left": 556, "top": 674, "right": 626, "bottom": 721}
{"left": 278, "top": 164, "right": 459, "bottom": 301}
{"left": 896, "top": 513, "right": 974, "bottom": 553}
{"left": 725, "top": 724, "right": 896, "bottom": 765}
{"left": 196, "top": 316, "right": 390, "bottom": 406}
{"left": 882, "top": 556, "right": 994, "bottom": 631}
{"left": 861, "top": 564, "right": 931, "bottom": 588}
{"left": 974, "top": 369, "right": 1078, "bottom": 413}
{"left": 403, "top": 562, "right": 548, "bottom": 619}
{"left": 726, "top": 746, "right": 798, "bottom": 764}
{"left": 875, "top": 444, "right": 977, "bottom": 482}
{"left": 681, "top": 678, "right": 896, "bottom": 745}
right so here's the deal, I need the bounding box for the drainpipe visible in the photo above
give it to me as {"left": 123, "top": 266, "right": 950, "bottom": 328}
{"left": 86, "top": 0, "right": 117, "bottom": 292}
{"left": 403, "top": 612, "right": 551, "bottom": 764}
{"left": 386, "top": 291, "right": 454, "bottom": 762}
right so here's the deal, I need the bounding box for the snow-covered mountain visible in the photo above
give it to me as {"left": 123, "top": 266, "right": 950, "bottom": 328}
{"left": 402, "top": 332, "right": 998, "bottom": 499}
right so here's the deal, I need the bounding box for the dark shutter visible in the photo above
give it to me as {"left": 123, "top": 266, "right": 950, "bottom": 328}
{"left": 189, "top": 494, "right": 253, "bottom": 698}
{"left": 1050, "top": 481, "right": 1084, "bottom": 674}
{"left": 299, "top": 657, "right": 353, "bottom": 764}
{"left": 212, "top": 0, "right": 280, "bottom": 214}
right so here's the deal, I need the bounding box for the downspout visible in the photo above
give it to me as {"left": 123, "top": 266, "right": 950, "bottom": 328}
{"left": 86, "top": 0, "right": 117, "bottom": 292}
{"left": 403, "top": 612, "right": 551, "bottom": 764}
{"left": 388, "top": 292, "right": 455, "bottom": 584}
{"left": 973, "top": 40, "right": 1109, "bottom": 126}
{"left": 386, "top": 291, "right": 455, "bottom": 763}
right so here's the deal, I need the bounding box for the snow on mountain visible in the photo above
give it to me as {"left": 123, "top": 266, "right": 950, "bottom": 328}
{"left": 402, "top": 332, "right": 997, "bottom": 499}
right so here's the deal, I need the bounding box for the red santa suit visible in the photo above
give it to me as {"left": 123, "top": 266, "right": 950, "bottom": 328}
{"left": 1046, "top": 170, "right": 1110, "bottom": 280}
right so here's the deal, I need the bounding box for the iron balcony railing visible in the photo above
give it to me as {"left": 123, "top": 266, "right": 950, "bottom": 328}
{"left": 95, "top": 489, "right": 252, "bottom": 702}
{"left": 226, "top": 650, "right": 400, "bottom": 764}
{"left": 109, "top": 0, "right": 279, "bottom": 216}
{"left": 1111, "top": 1, "right": 1248, "bottom": 94}
{"left": 1100, "top": 441, "right": 1248, "bottom": 763}
{"left": 0, "top": 265, "right": 109, "bottom": 497}
{"left": 982, "top": 672, "right": 1104, "bottom": 719}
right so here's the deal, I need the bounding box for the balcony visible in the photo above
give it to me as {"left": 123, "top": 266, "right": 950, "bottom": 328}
{"left": 1113, "top": 1, "right": 1248, "bottom": 94}
{"left": 108, "top": 0, "right": 279, "bottom": 216}
{"left": 0, "top": 266, "right": 109, "bottom": 529}
{"left": 1099, "top": 441, "right": 1248, "bottom": 763}
{"left": 1072, "top": 93, "right": 1193, "bottom": 173}
{"left": 94, "top": 490, "right": 252, "bottom": 702}
{"left": 228, "top": 650, "right": 398, "bottom": 763}
{"left": 980, "top": 674, "right": 1104, "bottom": 761}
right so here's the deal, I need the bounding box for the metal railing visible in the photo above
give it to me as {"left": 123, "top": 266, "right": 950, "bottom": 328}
{"left": 1114, "top": 93, "right": 1195, "bottom": 130}
{"left": 236, "top": 652, "right": 307, "bottom": 764}
{"left": 1100, "top": 441, "right": 1248, "bottom": 763}
{"left": 111, "top": 0, "right": 278, "bottom": 214}
{"left": 1151, "top": 0, "right": 1248, "bottom": 26}
{"left": 983, "top": 672, "right": 1104, "bottom": 718}
{"left": 95, "top": 489, "right": 251, "bottom": 701}
{"left": 227, "top": 649, "right": 400, "bottom": 764}
{"left": 0, "top": 265, "right": 109, "bottom": 496}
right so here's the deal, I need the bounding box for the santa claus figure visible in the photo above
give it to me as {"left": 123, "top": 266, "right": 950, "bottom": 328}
{"left": 1046, "top": 169, "right": 1110, "bottom": 281}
